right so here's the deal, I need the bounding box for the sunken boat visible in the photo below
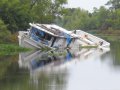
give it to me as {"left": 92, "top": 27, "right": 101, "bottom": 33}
{"left": 18, "top": 23, "right": 110, "bottom": 49}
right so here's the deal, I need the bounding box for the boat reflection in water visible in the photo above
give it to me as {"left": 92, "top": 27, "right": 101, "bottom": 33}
{"left": 18, "top": 48, "right": 110, "bottom": 82}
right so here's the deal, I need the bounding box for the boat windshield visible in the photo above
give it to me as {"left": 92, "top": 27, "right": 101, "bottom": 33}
{"left": 30, "top": 27, "right": 52, "bottom": 44}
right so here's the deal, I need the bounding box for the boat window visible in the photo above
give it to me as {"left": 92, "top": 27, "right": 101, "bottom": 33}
{"left": 45, "top": 34, "right": 52, "bottom": 41}
{"left": 31, "top": 27, "right": 45, "bottom": 38}
{"left": 31, "top": 27, "right": 52, "bottom": 41}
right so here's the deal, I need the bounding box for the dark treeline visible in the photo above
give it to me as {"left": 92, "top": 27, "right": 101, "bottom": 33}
{"left": 0, "top": 0, "right": 120, "bottom": 43}
{"left": 56, "top": 0, "right": 120, "bottom": 31}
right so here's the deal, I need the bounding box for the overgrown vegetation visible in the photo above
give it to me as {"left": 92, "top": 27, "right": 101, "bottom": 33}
{"left": 0, "top": 44, "right": 31, "bottom": 55}
{"left": 0, "top": 0, "right": 67, "bottom": 33}
{"left": 0, "top": 19, "right": 11, "bottom": 43}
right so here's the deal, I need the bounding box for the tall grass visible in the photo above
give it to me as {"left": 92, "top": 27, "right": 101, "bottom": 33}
{"left": 0, "top": 44, "right": 31, "bottom": 55}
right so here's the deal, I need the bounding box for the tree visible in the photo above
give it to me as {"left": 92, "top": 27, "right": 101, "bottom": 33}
{"left": 92, "top": 6, "right": 111, "bottom": 30}
{"left": 0, "top": 19, "right": 11, "bottom": 43}
{"left": 31, "top": 0, "right": 67, "bottom": 23}
{"left": 106, "top": 0, "right": 120, "bottom": 10}
{"left": 56, "top": 8, "right": 90, "bottom": 30}
{"left": 0, "top": 0, "right": 32, "bottom": 33}
{"left": 106, "top": 0, "right": 120, "bottom": 29}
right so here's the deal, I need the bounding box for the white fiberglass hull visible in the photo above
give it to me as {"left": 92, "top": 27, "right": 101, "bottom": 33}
{"left": 18, "top": 23, "right": 110, "bottom": 49}
{"left": 18, "top": 31, "right": 89, "bottom": 49}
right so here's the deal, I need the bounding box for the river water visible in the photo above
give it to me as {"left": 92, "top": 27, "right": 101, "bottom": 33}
{"left": 0, "top": 41, "right": 120, "bottom": 90}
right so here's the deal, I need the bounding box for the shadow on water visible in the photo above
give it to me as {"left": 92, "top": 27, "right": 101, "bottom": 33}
{"left": 1, "top": 43, "right": 120, "bottom": 90}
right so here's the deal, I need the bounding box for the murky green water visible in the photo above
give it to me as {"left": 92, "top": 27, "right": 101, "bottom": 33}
{"left": 0, "top": 40, "right": 120, "bottom": 90}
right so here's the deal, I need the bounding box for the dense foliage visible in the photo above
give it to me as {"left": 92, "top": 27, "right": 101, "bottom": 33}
{"left": 56, "top": 0, "right": 120, "bottom": 31}
{"left": 0, "top": 19, "right": 11, "bottom": 43}
{"left": 0, "top": 0, "right": 67, "bottom": 33}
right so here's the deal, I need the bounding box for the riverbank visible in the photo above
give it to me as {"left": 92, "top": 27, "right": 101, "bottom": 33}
{"left": 88, "top": 30, "right": 120, "bottom": 42}
{"left": 89, "top": 30, "right": 120, "bottom": 36}
{"left": 0, "top": 44, "right": 31, "bottom": 55}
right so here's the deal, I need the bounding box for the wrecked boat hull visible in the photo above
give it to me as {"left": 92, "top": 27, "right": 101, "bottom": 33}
{"left": 18, "top": 23, "right": 110, "bottom": 49}
{"left": 18, "top": 32, "right": 87, "bottom": 49}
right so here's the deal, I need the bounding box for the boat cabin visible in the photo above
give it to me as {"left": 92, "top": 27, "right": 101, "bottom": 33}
{"left": 28, "top": 23, "right": 74, "bottom": 48}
